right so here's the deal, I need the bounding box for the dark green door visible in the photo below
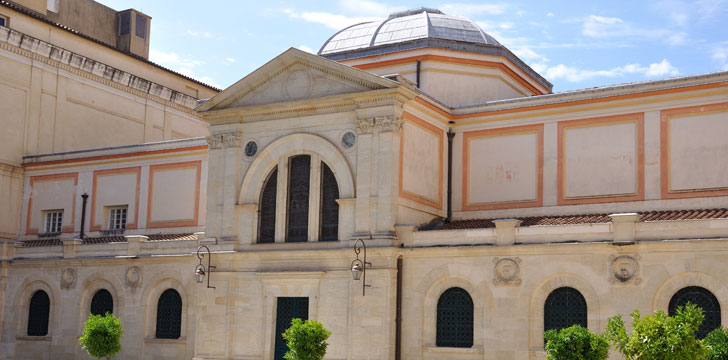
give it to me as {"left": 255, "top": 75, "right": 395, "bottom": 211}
{"left": 274, "top": 297, "right": 309, "bottom": 360}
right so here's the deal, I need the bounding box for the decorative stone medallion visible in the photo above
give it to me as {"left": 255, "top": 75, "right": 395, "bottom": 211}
{"left": 342, "top": 131, "right": 356, "bottom": 148}
{"left": 609, "top": 255, "right": 641, "bottom": 284}
{"left": 60, "top": 268, "right": 76, "bottom": 289}
{"left": 493, "top": 257, "right": 522, "bottom": 286}
{"left": 125, "top": 266, "right": 142, "bottom": 288}
{"left": 283, "top": 70, "right": 314, "bottom": 101}
{"left": 244, "top": 141, "right": 258, "bottom": 157}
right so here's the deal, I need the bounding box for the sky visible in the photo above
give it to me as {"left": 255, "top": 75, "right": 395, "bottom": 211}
{"left": 100, "top": 0, "right": 728, "bottom": 92}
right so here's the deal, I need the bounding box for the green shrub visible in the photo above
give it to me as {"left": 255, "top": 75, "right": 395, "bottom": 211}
{"left": 704, "top": 327, "right": 728, "bottom": 360}
{"left": 78, "top": 313, "right": 123, "bottom": 360}
{"left": 605, "top": 303, "right": 707, "bottom": 360}
{"left": 544, "top": 325, "right": 609, "bottom": 360}
{"left": 282, "top": 318, "right": 331, "bottom": 360}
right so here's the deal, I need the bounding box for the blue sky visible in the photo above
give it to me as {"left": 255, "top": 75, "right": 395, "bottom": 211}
{"left": 101, "top": 0, "right": 728, "bottom": 92}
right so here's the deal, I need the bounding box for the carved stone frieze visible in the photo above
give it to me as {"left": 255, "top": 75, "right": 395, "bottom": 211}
{"left": 206, "top": 131, "right": 242, "bottom": 149}
{"left": 609, "top": 254, "right": 641, "bottom": 284}
{"left": 355, "top": 116, "right": 403, "bottom": 134}
{"left": 493, "top": 257, "right": 522, "bottom": 286}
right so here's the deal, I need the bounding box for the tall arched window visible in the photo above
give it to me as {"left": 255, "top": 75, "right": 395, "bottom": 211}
{"left": 156, "top": 289, "right": 182, "bottom": 339}
{"left": 436, "top": 287, "right": 473, "bottom": 348}
{"left": 669, "top": 286, "right": 721, "bottom": 339}
{"left": 90, "top": 289, "right": 114, "bottom": 316}
{"left": 258, "top": 167, "right": 278, "bottom": 243}
{"left": 544, "top": 287, "right": 587, "bottom": 334}
{"left": 27, "top": 290, "right": 50, "bottom": 336}
{"left": 287, "top": 155, "right": 311, "bottom": 242}
{"left": 319, "top": 162, "right": 339, "bottom": 242}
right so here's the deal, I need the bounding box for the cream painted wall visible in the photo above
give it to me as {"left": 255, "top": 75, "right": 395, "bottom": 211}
{"left": 668, "top": 110, "right": 728, "bottom": 191}
{"left": 92, "top": 172, "right": 138, "bottom": 230}
{"left": 401, "top": 120, "right": 440, "bottom": 203}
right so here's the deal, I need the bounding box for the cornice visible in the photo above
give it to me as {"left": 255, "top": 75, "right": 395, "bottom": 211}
{"left": 0, "top": 26, "right": 201, "bottom": 115}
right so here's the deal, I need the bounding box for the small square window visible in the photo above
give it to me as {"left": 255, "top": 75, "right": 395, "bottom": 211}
{"left": 107, "top": 206, "right": 128, "bottom": 230}
{"left": 43, "top": 210, "right": 63, "bottom": 234}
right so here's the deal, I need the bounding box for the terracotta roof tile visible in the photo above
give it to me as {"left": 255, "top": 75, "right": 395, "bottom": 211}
{"left": 434, "top": 208, "right": 728, "bottom": 231}
{"left": 20, "top": 233, "right": 196, "bottom": 247}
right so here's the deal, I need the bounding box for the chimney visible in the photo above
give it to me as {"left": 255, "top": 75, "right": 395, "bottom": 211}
{"left": 116, "top": 9, "right": 151, "bottom": 59}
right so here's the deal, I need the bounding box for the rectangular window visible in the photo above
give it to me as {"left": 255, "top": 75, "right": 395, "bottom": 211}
{"left": 108, "top": 206, "right": 128, "bottom": 230}
{"left": 0, "top": 15, "right": 7, "bottom": 27}
{"left": 119, "top": 12, "right": 130, "bottom": 35}
{"left": 135, "top": 14, "right": 146, "bottom": 39}
{"left": 43, "top": 210, "right": 63, "bottom": 233}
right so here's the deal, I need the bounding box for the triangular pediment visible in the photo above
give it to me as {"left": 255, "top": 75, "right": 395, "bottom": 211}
{"left": 196, "top": 48, "right": 397, "bottom": 112}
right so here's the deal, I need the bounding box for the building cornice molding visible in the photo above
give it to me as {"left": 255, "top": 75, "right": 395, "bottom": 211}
{"left": 0, "top": 26, "right": 201, "bottom": 114}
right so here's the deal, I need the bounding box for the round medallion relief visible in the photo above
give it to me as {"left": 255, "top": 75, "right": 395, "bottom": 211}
{"left": 612, "top": 256, "right": 638, "bottom": 282}
{"left": 244, "top": 141, "right": 258, "bottom": 157}
{"left": 125, "top": 266, "right": 142, "bottom": 288}
{"left": 494, "top": 258, "right": 519, "bottom": 283}
{"left": 283, "top": 70, "right": 313, "bottom": 101}
{"left": 61, "top": 268, "right": 76, "bottom": 289}
{"left": 342, "top": 131, "right": 356, "bottom": 148}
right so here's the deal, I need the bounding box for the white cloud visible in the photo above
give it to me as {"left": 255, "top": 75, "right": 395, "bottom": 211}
{"left": 186, "top": 30, "right": 214, "bottom": 39}
{"left": 440, "top": 3, "right": 507, "bottom": 16}
{"left": 337, "top": 0, "right": 403, "bottom": 17}
{"left": 226, "top": 58, "right": 236, "bottom": 63}
{"left": 579, "top": 14, "right": 688, "bottom": 46}
{"left": 712, "top": 45, "right": 728, "bottom": 70}
{"left": 542, "top": 59, "right": 679, "bottom": 82}
{"left": 283, "top": 8, "right": 380, "bottom": 30}
{"left": 512, "top": 47, "right": 549, "bottom": 62}
{"left": 298, "top": 45, "right": 315, "bottom": 53}
{"left": 150, "top": 50, "right": 221, "bottom": 88}
{"left": 581, "top": 15, "right": 624, "bottom": 38}
{"left": 546, "top": 12, "right": 554, "bottom": 17}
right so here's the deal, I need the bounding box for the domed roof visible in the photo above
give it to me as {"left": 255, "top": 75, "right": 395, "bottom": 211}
{"left": 318, "top": 8, "right": 500, "bottom": 55}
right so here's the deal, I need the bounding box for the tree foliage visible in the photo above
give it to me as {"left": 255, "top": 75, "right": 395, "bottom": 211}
{"left": 704, "top": 327, "right": 728, "bottom": 360}
{"left": 605, "top": 303, "right": 707, "bottom": 360}
{"left": 544, "top": 325, "right": 609, "bottom": 360}
{"left": 78, "top": 313, "right": 123, "bottom": 360}
{"left": 282, "top": 318, "right": 331, "bottom": 360}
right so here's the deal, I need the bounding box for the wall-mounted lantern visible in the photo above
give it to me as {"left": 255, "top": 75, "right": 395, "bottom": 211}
{"left": 195, "top": 245, "right": 215, "bottom": 289}
{"left": 350, "top": 239, "right": 371, "bottom": 296}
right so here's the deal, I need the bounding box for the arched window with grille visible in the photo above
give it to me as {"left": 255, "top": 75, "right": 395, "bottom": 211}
{"left": 27, "top": 290, "right": 50, "bottom": 336}
{"left": 156, "top": 289, "right": 182, "bottom": 339}
{"left": 258, "top": 167, "right": 278, "bottom": 243}
{"left": 544, "top": 287, "right": 587, "bottom": 334}
{"left": 287, "top": 155, "right": 311, "bottom": 242}
{"left": 319, "top": 162, "right": 339, "bottom": 241}
{"left": 669, "top": 286, "right": 721, "bottom": 339}
{"left": 436, "top": 287, "right": 473, "bottom": 348}
{"left": 90, "top": 289, "right": 114, "bottom": 316}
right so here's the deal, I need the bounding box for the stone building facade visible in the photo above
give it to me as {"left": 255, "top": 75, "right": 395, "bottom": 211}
{"left": 1, "top": 5, "right": 728, "bottom": 360}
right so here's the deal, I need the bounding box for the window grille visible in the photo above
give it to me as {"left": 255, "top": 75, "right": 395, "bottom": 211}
{"left": 669, "top": 286, "right": 721, "bottom": 339}
{"left": 544, "top": 287, "right": 587, "bottom": 335}
{"left": 108, "top": 207, "right": 127, "bottom": 230}
{"left": 44, "top": 210, "right": 63, "bottom": 233}
{"left": 286, "top": 155, "right": 310, "bottom": 242}
{"left": 27, "top": 290, "right": 50, "bottom": 336}
{"left": 274, "top": 297, "right": 309, "bottom": 360}
{"left": 155, "top": 289, "right": 182, "bottom": 339}
{"left": 319, "top": 162, "right": 339, "bottom": 241}
{"left": 436, "top": 287, "right": 473, "bottom": 348}
{"left": 258, "top": 168, "right": 277, "bottom": 243}
{"left": 90, "top": 289, "right": 113, "bottom": 316}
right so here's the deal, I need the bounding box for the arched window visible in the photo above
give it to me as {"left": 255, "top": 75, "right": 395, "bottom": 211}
{"left": 544, "top": 287, "right": 587, "bottom": 334}
{"left": 258, "top": 167, "right": 277, "bottom": 243}
{"left": 287, "top": 155, "right": 311, "bottom": 242}
{"left": 156, "top": 289, "right": 182, "bottom": 339}
{"left": 436, "top": 287, "right": 473, "bottom": 348}
{"left": 90, "top": 289, "right": 114, "bottom": 316}
{"left": 669, "top": 286, "right": 721, "bottom": 339}
{"left": 257, "top": 155, "right": 341, "bottom": 242}
{"left": 27, "top": 290, "right": 50, "bottom": 336}
{"left": 319, "top": 162, "right": 339, "bottom": 242}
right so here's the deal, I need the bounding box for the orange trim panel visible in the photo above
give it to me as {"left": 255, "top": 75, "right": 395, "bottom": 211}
{"left": 557, "top": 113, "right": 645, "bottom": 205}
{"left": 26, "top": 173, "right": 78, "bottom": 235}
{"left": 660, "top": 102, "right": 728, "bottom": 199}
{"left": 23, "top": 145, "right": 208, "bottom": 167}
{"left": 89, "top": 167, "right": 142, "bottom": 231}
{"left": 462, "top": 124, "right": 544, "bottom": 211}
{"left": 146, "top": 160, "right": 202, "bottom": 228}
{"left": 399, "top": 112, "right": 444, "bottom": 210}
